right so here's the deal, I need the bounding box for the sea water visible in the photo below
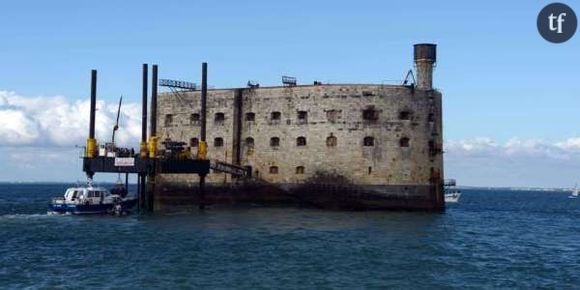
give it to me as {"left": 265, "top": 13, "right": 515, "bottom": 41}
{"left": 0, "top": 183, "right": 578, "bottom": 289}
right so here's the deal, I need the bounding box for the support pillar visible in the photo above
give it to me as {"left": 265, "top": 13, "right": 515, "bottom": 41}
{"left": 199, "top": 62, "right": 208, "bottom": 210}
{"left": 199, "top": 174, "right": 206, "bottom": 210}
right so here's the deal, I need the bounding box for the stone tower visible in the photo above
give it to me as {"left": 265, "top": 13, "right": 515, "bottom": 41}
{"left": 414, "top": 43, "right": 436, "bottom": 90}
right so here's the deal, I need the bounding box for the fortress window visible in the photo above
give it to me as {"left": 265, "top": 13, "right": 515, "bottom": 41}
{"left": 399, "top": 111, "right": 412, "bottom": 120}
{"left": 214, "top": 137, "right": 224, "bottom": 147}
{"left": 269, "top": 166, "right": 279, "bottom": 174}
{"left": 428, "top": 113, "right": 435, "bottom": 122}
{"left": 400, "top": 137, "right": 410, "bottom": 147}
{"left": 296, "top": 136, "right": 307, "bottom": 146}
{"left": 326, "top": 110, "right": 340, "bottom": 123}
{"left": 245, "top": 112, "right": 255, "bottom": 121}
{"left": 270, "top": 137, "right": 280, "bottom": 147}
{"left": 363, "top": 136, "right": 374, "bottom": 147}
{"left": 297, "top": 111, "right": 308, "bottom": 124}
{"left": 326, "top": 134, "right": 337, "bottom": 147}
{"left": 271, "top": 111, "right": 281, "bottom": 120}
{"left": 245, "top": 137, "right": 254, "bottom": 148}
{"left": 190, "top": 138, "right": 199, "bottom": 147}
{"left": 296, "top": 166, "right": 305, "bottom": 174}
{"left": 164, "top": 114, "right": 173, "bottom": 127}
{"left": 214, "top": 112, "right": 225, "bottom": 124}
{"left": 190, "top": 113, "right": 200, "bottom": 125}
{"left": 362, "top": 108, "right": 378, "bottom": 121}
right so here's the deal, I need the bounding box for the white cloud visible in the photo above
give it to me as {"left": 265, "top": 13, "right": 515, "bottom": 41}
{"left": 556, "top": 137, "right": 580, "bottom": 151}
{"left": 0, "top": 90, "right": 142, "bottom": 148}
{"left": 445, "top": 137, "right": 580, "bottom": 187}
{"left": 445, "top": 137, "right": 580, "bottom": 158}
{"left": 0, "top": 109, "right": 40, "bottom": 144}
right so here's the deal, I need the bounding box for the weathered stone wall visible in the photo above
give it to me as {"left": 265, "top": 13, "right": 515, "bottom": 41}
{"left": 155, "top": 84, "right": 443, "bottom": 197}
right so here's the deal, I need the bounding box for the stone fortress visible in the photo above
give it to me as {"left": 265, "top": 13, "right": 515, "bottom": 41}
{"left": 154, "top": 44, "right": 444, "bottom": 210}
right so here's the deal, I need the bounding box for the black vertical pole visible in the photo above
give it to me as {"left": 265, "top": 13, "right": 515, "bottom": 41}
{"left": 151, "top": 65, "right": 158, "bottom": 137}
{"left": 141, "top": 64, "right": 148, "bottom": 212}
{"left": 140, "top": 173, "right": 147, "bottom": 212}
{"left": 125, "top": 173, "right": 129, "bottom": 195}
{"left": 142, "top": 64, "right": 148, "bottom": 145}
{"left": 199, "top": 62, "right": 208, "bottom": 210}
{"left": 85, "top": 70, "right": 98, "bottom": 179}
{"left": 200, "top": 62, "right": 207, "bottom": 142}
{"left": 137, "top": 175, "right": 141, "bottom": 212}
{"left": 148, "top": 64, "right": 158, "bottom": 212}
{"left": 89, "top": 70, "right": 97, "bottom": 140}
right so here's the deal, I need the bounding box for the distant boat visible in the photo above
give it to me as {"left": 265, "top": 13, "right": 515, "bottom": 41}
{"left": 569, "top": 185, "right": 578, "bottom": 199}
{"left": 445, "top": 189, "right": 461, "bottom": 203}
{"left": 444, "top": 179, "right": 461, "bottom": 203}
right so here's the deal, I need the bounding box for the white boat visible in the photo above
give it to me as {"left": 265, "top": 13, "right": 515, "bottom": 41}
{"left": 445, "top": 189, "right": 461, "bottom": 203}
{"left": 444, "top": 179, "right": 461, "bottom": 203}
{"left": 49, "top": 184, "right": 137, "bottom": 215}
{"left": 569, "top": 185, "right": 578, "bottom": 199}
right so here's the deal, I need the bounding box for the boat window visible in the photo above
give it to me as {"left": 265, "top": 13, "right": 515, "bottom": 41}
{"left": 89, "top": 191, "right": 101, "bottom": 198}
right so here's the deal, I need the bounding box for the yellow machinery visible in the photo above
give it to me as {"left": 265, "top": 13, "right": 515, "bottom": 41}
{"left": 148, "top": 136, "right": 158, "bottom": 158}
{"left": 197, "top": 141, "right": 207, "bottom": 160}
{"left": 86, "top": 138, "right": 97, "bottom": 158}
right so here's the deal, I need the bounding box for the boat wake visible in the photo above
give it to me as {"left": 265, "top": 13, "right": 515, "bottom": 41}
{"left": 0, "top": 213, "right": 56, "bottom": 220}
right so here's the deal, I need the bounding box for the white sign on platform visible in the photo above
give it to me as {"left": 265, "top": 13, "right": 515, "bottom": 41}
{"left": 114, "top": 157, "right": 135, "bottom": 167}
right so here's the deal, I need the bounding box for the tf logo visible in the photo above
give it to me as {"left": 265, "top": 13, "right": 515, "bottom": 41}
{"left": 537, "top": 3, "right": 577, "bottom": 43}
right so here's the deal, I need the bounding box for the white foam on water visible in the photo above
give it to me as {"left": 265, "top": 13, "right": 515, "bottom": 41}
{"left": 0, "top": 213, "right": 56, "bottom": 220}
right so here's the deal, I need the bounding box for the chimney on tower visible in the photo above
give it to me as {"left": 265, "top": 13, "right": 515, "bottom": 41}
{"left": 413, "top": 43, "right": 437, "bottom": 90}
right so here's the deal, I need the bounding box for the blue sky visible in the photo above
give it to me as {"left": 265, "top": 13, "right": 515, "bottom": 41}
{"left": 0, "top": 0, "right": 579, "bottom": 187}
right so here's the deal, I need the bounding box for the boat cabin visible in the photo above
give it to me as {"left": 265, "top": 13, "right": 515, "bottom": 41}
{"left": 62, "top": 187, "right": 117, "bottom": 204}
